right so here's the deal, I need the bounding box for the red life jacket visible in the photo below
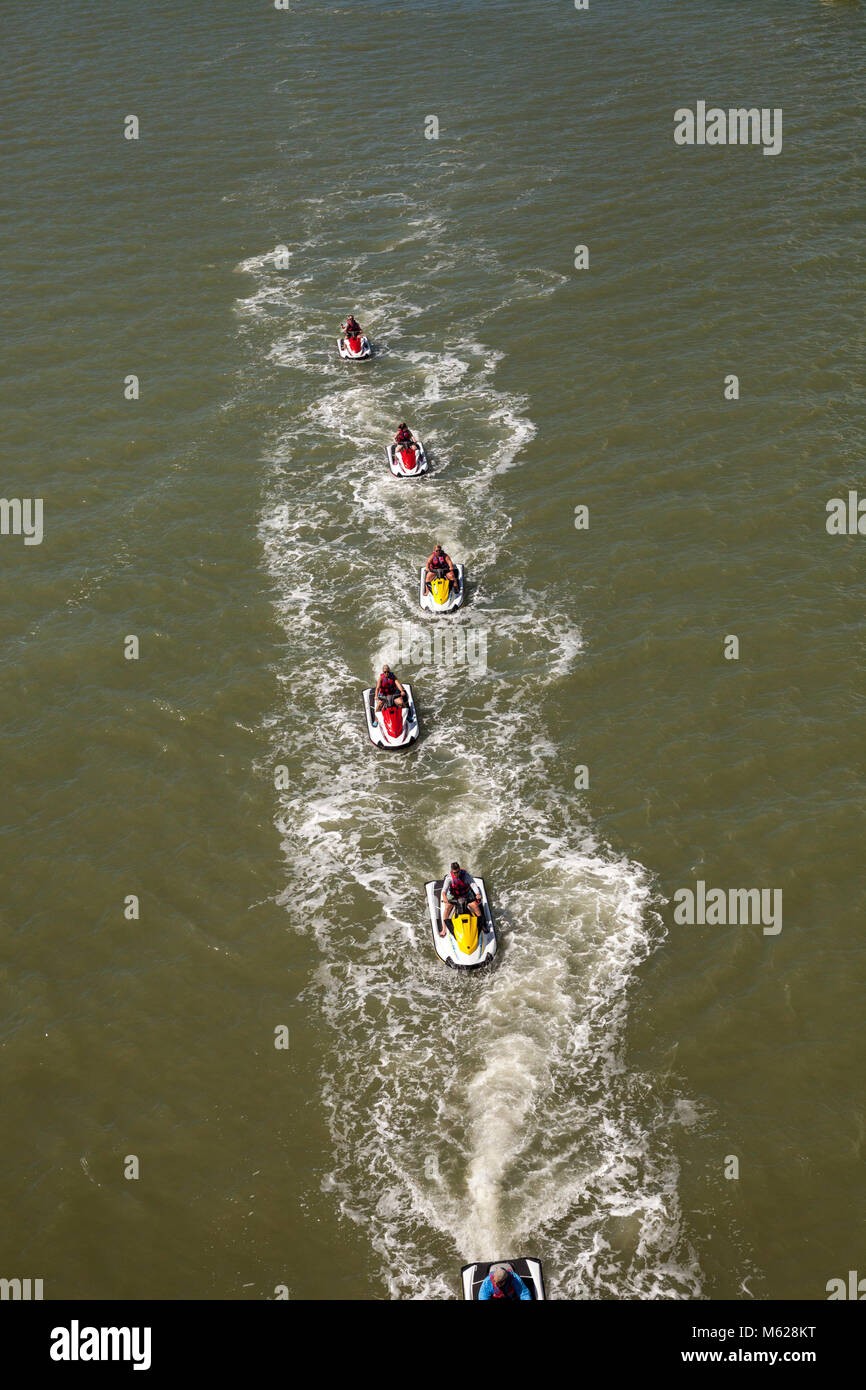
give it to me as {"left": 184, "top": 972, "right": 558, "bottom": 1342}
{"left": 430, "top": 553, "right": 448, "bottom": 573}
{"left": 379, "top": 672, "right": 397, "bottom": 695}
{"left": 449, "top": 870, "right": 471, "bottom": 899}
{"left": 490, "top": 1273, "right": 518, "bottom": 1300}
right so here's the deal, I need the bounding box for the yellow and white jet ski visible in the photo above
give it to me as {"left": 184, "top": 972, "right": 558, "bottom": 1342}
{"left": 425, "top": 872, "right": 497, "bottom": 968}
{"left": 461, "top": 1258, "right": 546, "bottom": 1300}
{"left": 418, "top": 563, "right": 464, "bottom": 613}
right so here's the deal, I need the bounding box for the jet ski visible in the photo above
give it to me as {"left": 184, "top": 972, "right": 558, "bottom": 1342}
{"left": 337, "top": 332, "right": 371, "bottom": 360}
{"left": 362, "top": 683, "right": 418, "bottom": 749}
{"left": 419, "top": 563, "right": 464, "bottom": 613}
{"left": 387, "top": 439, "right": 429, "bottom": 477}
{"left": 460, "top": 1258, "right": 546, "bottom": 1301}
{"left": 425, "top": 873, "right": 497, "bottom": 968}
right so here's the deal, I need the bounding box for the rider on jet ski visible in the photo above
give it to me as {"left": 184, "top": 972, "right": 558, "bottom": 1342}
{"left": 424, "top": 542, "right": 458, "bottom": 593}
{"left": 478, "top": 1265, "right": 532, "bottom": 1301}
{"left": 439, "top": 862, "right": 482, "bottom": 936}
{"left": 342, "top": 314, "right": 362, "bottom": 340}
{"left": 393, "top": 422, "right": 416, "bottom": 448}
{"left": 375, "top": 664, "right": 407, "bottom": 713}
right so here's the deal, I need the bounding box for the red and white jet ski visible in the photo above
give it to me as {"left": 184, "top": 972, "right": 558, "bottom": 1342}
{"left": 386, "top": 438, "right": 429, "bottom": 477}
{"left": 362, "top": 683, "right": 419, "bottom": 749}
{"left": 337, "top": 332, "right": 371, "bottom": 360}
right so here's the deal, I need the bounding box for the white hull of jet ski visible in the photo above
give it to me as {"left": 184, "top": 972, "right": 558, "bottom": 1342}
{"left": 363, "top": 682, "right": 418, "bottom": 748}
{"left": 387, "top": 440, "right": 429, "bottom": 477}
{"left": 337, "top": 335, "right": 371, "bottom": 360}
{"left": 425, "top": 874, "right": 497, "bottom": 968}
{"left": 418, "top": 563, "right": 464, "bottom": 613}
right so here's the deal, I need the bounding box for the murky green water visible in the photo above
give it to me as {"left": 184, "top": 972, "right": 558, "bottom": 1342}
{"left": 2, "top": 0, "right": 864, "bottom": 1300}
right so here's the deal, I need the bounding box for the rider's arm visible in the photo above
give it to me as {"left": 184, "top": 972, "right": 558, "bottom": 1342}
{"left": 477, "top": 1277, "right": 493, "bottom": 1300}
{"left": 514, "top": 1273, "right": 532, "bottom": 1301}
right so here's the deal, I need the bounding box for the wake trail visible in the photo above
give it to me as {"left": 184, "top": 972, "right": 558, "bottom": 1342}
{"left": 237, "top": 207, "right": 701, "bottom": 1299}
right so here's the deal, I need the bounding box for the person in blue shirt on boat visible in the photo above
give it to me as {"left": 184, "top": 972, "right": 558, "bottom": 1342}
{"left": 478, "top": 1264, "right": 532, "bottom": 1301}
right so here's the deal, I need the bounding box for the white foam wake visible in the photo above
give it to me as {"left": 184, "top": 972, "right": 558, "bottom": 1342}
{"left": 238, "top": 204, "right": 701, "bottom": 1299}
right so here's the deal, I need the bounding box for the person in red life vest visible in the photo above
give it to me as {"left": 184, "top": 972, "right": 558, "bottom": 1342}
{"left": 478, "top": 1265, "right": 532, "bottom": 1301}
{"left": 393, "top": 422, "right": 416, "bottom": 447}
{"left": 342, "top": 314, "right": 362, "bottom": 341}
{"left": 375, "top": 663, "right": 407, "bottom": 714}
{"left": 440, "top": 862, "right": 481, "bottom": 936}
{"left": 424, "top": 542, "right": 458, "bottom": 593}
